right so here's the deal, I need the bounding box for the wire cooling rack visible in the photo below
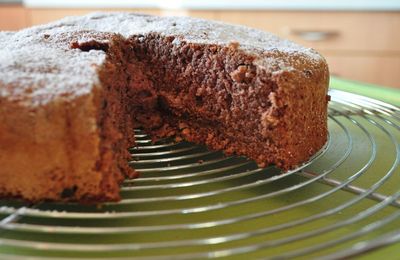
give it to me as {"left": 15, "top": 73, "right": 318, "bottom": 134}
{"left": 0, "top": 89, "right": 399, "bottom": 259}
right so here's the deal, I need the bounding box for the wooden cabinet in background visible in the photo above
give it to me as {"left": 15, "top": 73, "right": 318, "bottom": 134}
{"left": 324, "top": 54, "right": 400, "bottom": 88}
{"left": 0, "top": 5, "right": 27, "bottom": 30}
{"left": 216, "top": 11, "right": 400, "bottom": 52}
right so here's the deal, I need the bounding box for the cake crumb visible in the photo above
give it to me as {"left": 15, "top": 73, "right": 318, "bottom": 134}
{"left": 230, "top": 65, "right": 248, "bottom": 83}
{"left": 228, "top": 41, "right": 240, "bottom": 50}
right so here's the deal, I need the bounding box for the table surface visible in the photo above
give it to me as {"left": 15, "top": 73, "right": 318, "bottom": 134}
{"left": 331, "top": 77, "right": 400, "bottom": 106}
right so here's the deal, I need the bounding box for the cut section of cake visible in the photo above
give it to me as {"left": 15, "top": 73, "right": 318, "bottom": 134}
{"left": 0, "top": 13, "right": 329, "bottom": 203}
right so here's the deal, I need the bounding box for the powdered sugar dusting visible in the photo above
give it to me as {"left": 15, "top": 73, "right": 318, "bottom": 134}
{"left": 0, "top": 12, "right": 326, "bottom": 107}
{"left": 53, "top": 12, "right": 322, "bottom": 59}
{"left": 0, "top": 29, "right": 108, "bottom": 106}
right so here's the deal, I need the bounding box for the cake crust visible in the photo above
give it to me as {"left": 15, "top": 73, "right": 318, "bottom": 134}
{"left": 0, "top": 13, "right": 329, "bottom": 203}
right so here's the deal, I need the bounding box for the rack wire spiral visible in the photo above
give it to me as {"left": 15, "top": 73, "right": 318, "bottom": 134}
{"left": 0, "top": 89, "right": 399, "bottom": 259}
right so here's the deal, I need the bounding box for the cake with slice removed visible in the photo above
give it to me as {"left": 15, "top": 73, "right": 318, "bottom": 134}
{"left": 0, "top": 13, "right": 329, "bottom": 203}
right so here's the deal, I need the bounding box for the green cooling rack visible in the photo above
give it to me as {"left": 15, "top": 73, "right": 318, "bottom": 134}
{"left": 0, "top": 89, "right": 399, "bottom": 259}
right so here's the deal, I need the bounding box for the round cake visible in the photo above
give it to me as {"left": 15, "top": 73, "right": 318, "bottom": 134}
{"left": 0, "top": 12, "right": 329, "bottom": 203}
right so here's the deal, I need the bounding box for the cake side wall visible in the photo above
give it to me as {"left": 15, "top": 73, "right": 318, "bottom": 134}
{"left": 0, "top": 92, "right": 106, "bottom": 202}
{"left": 268, "top": 56, "right": 330, "bottom": 168}
{"left": 64, "top": 88, "right": 121, "bottom": 202}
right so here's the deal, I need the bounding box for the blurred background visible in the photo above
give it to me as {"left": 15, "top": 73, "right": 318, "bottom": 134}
{"left": 1, "top": 0, "right": 399, "bottom": 89}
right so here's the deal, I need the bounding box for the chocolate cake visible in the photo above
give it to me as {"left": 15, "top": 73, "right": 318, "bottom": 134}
{"left": 0, "top": 13, "right": 329, "bottom": 203}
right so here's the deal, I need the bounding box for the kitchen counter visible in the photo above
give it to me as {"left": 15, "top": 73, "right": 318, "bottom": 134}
{"left": 23, "top": 0, "right": 400, "bottom": 11}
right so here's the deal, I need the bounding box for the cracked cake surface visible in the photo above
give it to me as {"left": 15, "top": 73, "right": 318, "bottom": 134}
{"left": 0, "top": 12, "right": 329, "bottom": 203}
